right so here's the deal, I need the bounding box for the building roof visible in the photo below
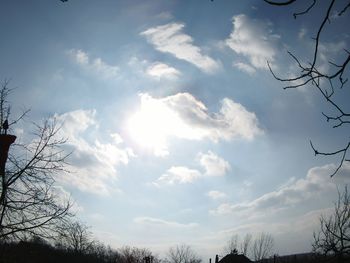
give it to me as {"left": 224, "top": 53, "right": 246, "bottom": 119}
{"left": 218, "top": 254, "right": 252, "bottom": 263}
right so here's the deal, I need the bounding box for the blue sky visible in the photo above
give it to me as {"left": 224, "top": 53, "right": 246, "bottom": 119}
{"left": 1, "top": 0, "right": 350, "bottom": 259}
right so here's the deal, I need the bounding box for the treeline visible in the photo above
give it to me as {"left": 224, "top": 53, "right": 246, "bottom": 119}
{"left": 0, "top": 236, "right": 159, "bottom": 263}
{"left": 0, "top": 233, "right": 203, "bottom": 263}
{"left": 0, "top": 237, "right": 117, "bottom": 263}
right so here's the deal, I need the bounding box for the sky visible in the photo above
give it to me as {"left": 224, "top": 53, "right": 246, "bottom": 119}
{"left": 0, "top": 0, "right": 350, "bottom": 260}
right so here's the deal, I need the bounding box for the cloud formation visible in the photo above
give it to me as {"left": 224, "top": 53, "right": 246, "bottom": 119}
{"left": 127, "top": 92, "right": 262, "bottom": 156}
{"left": 141, "top": 23, "right": 220, "bottom": 73}
{"left": 207, "top": 190, "right": 227, "bottom": 200}
{"left": 54, "top": 109, "right": 131, "bottom": 195}
{"left": 226, "top": 14, "right": 280, "bottom": 72}
{"left": 199, "top": 151, "right": 231, "bottom": 177}
{"left": 232, "top": 62, "right": 256, "bottom": 75}
{"left": 154, "top": 151, "right": 230, "bottom": 186}
{"left": 210, "top": 163, "right": 350, "bottom": 216}
{"left": 146, "top": 62, "right": 181, "bottom": 79}
{"left": 68, "top": 49, "right": 119, "bottom": 78}
{"left": 155, "top": 166, "right": 202, "bottom": 185}
{"left": 163, "top": 93, "right": 263, "bottom": 141}
{"left": 134, "top": 216, "right": 198, "bottom": 228}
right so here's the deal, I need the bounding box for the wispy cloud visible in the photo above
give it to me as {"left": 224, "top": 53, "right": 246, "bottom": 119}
{"left": 141, "top": 23, "right": 220, "bottom": 73}
{"left": 232, "top": 62, "right": 256, "bottom": 75}
{"left": 226, "top": 14, "right": 280, "bottom": 72}
{"left": 317, "top": 41, "right": 347, "bottom": 74}
{"left": 54, "top": 109, "right": 131, "bottom": 195}
{"left": 155, "top": 166, "right": 202, "bottom": 186}
{"left": 298, "top": 27, "right": 307, "bottom": 40}
{"left": 134, "top": 217, "right": 198, "bottom": 228}
{"left": 128, "top": 56, "right": 181, "bottom": 81}
{"left": 207, "top": 190, "right": 227, "bottom": 200}
{"left": 210, "top": 163, "right": 350, "bottom": 216}
{"left": 146, "top": 62, "right": 181, "bottom": 79}
{"left": 68, "top": 49, "right": 119, "bottom": 79}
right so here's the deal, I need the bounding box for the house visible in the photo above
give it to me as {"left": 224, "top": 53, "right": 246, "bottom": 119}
{"left": 217, "top": 253, "right": 252, "bottom": 263}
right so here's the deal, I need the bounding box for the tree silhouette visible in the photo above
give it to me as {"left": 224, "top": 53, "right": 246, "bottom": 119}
{"left": 117, "top": 246, "right": 159, "bottom": 263}
{"left": 224, "top": 232, "right": 272, "bottom": 260}
{"left": 252, "top": 232, "right": 274, "bottom": 261}
{"left": 224, "top": 234, "right": 239, "bottom": 255}
{"left": 223, "top": 233, "right": 252, "bottom": 257}
{"left": 0, "top": 81, "right": 72, "bottom": 240}
{"left": 313, "top": 186, "right": 350, "bottom": 261}
{"left": 166, "top": 244, "right": 201, "bottom": 263}
{"left": 56, "top": 221, "right": 94, "bottom": 253}
{"left": 263, "top": 0, "right": 350, "bottom": 177}
{"left": 240, "top": 234, "right": 252, "bottom": 257}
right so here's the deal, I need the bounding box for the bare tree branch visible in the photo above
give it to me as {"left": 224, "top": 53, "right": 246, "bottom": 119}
{"left": 252, "top": 232, "right": 274, "bottom": 261}
{"left": 263, "top": 0, "right": 297, "bottom": 6}
{"left": 313, "top": 186, "right": 350, "bottom": 261}
{"left": 264, "top": 0, "right": 350, "bottom": 176}
{"left": 167, "top": 244, "right": 201, "bottom": 263}
{"left": 0, "top": 82, "right": 73, "bottom": 240}
{"left": 293, "top": 0, "right": 316, "bottom": 19}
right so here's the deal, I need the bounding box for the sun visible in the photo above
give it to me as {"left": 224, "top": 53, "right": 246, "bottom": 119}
{"left": 126, "top": 95, "right": 183, "bottom": 155}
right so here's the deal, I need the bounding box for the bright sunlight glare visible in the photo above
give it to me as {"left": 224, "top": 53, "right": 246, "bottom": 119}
{"left": 127, "top": 94, "right": 185, "bottom": 156}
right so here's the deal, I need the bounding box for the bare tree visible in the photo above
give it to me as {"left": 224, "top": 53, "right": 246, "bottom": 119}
{"left": 313, "top": 186, "right": 350, "bottom": 261}
{"left": 223, "top": 234, "right": 239, "bottom": 255}
{"left": 0, "top": 81, "right": 72, "bottom": 240}
{"left": 166, "top": 244, "right": 201, "bottom": 263}
{"left": 252, "top": 232, "right": 274, "bottom": 261}
{"left": 240, "top": 233, "right": 252, "bottom": 257}
{"left": 223, "top": 233, "right": 252, "bottom": 257}
{"left": 263, "top": 0, "right": 350, "bottom": 176}
{"left": 118, "top": 246, "right": 159, "bottom": 263}
{"left": 56, "top": 221, "right": 94, "bottom": 253}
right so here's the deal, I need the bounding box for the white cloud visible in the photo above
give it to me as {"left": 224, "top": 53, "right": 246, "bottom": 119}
{"left": 141, "top": 23, "right": 220, "bottom": 73}
{"left": 111, "top": 133, "right": 124, "bottom": 144}
{"left": 298, "top": 27, "right": 307, "bottom": 39}
{"left": 226, "top": 14, "right": 280, "bottom": 71}
{"left": 154, "top": 151, "right": 230, "bottom": 186}
{"left": 155, "top": 11, "right": 174, "bottom": 20}
{"left": 68, "top": 49, "right": 119, "bottom": 78}
{"left": 216, "top": 97, "right": 263, "bottom": 140}
{"left": 199, "top": 151, "right": 230, "bottom": 176}
{"left": 317, "top": 41, "right": 347, "bottom": 74}
{"left": 134, "top": 217, "right": 198, "bottom": 228}
{"left": 54, "top": 110, "right": 131, "bottom": 195}
{"left": 128, "top": 56, "right": 181, "bottom": 82}
{"left": 127, "top": 92, "right": 262, "bottom": 156}
{"left": 154, "top": 166, "right": 202, "bottom": 186}
{"left": 146, "top": 62, "right": 181, "bottom": 79}
{"left": 210, "top": 163, "right": 350, "bottom": 216}
{"left": 232, "top": 62, "right": 256, "bottom": 75}
{"left": 207, "top": 190, "right": 227, "bottom": 200}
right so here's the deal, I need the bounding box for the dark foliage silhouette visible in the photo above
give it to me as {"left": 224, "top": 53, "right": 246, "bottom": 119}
{"left": 0, "top": 236, "right": 118, "bottom": 263}
{"left": 117, "top": 246, "right": 161, "bottom": 263}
